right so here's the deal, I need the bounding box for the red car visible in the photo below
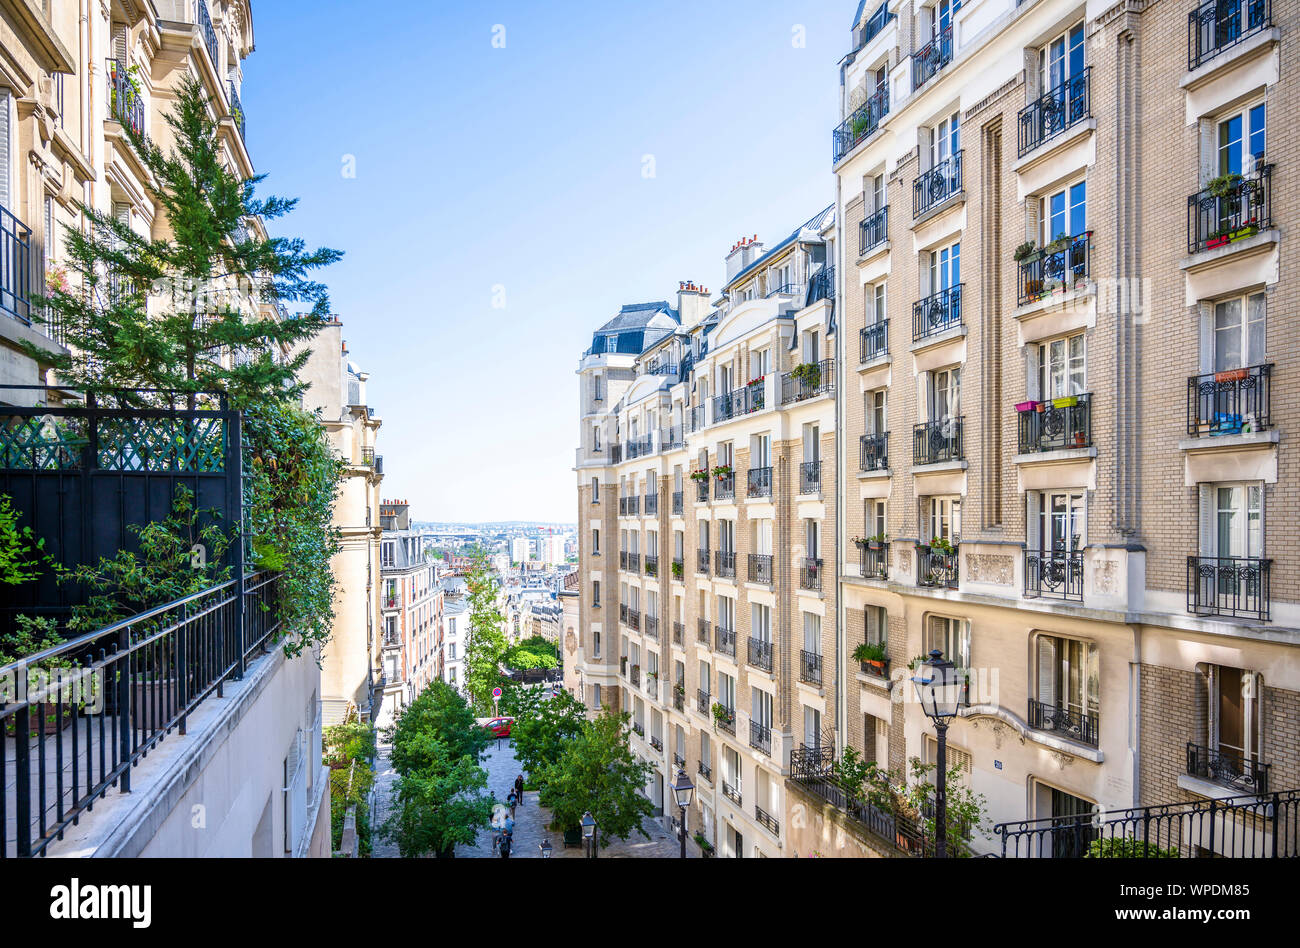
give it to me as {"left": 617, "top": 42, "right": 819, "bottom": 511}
{"left": 480, "top": 717, "right": 513, "bottom": 738}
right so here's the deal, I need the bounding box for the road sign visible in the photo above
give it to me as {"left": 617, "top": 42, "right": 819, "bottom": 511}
{"left": 492, "top": 687, "right": 503, "bottom": 699}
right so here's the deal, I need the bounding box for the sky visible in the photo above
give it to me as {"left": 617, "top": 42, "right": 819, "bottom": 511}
{"left": 246, "top": 0, "right": 850, "bottom": 523}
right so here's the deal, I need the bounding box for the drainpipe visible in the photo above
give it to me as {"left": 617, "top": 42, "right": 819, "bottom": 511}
{"left": 834, "top": 168, "right": 846, "bottom": 753}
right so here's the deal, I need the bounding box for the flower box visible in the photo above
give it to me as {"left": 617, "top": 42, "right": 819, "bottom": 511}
{"left": 1052, "top": 396, "right": 1078, "bottom": 409}
{"left": 1015, "top": 401, "right": 1039, "bottom": 413}
{"left": 1205, "top": 236, "right": 1229, "bottom": 250}
{"left": 1215, "top": 368, "right": 1249, "bottom": 383}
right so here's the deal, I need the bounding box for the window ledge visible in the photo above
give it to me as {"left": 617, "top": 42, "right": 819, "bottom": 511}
{"left": 1177, "top": 773, "right": 1264, "bottom": 801}
{"left": 910, "top": 460, "right": 968, "bottom": 475}
{"left": 1014, "top": 282, "right": 1096, "bottom": 321}
{"left": 1012, "top": 118, "right": 1097, "bottom": 175}
{"left": 858, "top": 239, "right": 891, "bottom": 266}
{"left": 1180, "top": 28, "right": 1280, "bottom": 92}
{"left": 858, "top": 353, "right": 892, "bottom": 372}
{"left": 858, "top": 468, "right": 892, "bottom": 480}
{"left": 1179, "top": 229, "right": 1279, "bottom": 273}
{"left": 1178, "top": 430, "right": 1279, "bottom": 452}
{"left": 909, "top": 324, "right": 967, "bottom": 354}
{"left": 1013, "top": 446, "right": 1098, "bottom": 466}
{"left": 912, "top": 191, "right": 965, "bottom": 229}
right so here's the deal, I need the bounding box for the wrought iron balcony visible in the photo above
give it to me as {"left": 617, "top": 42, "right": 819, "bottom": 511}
{"left": 861, "top": 319, "right": 889, "bottom": 362}
{"left": 644, "top": 492, "right": 659, "bottom": 516}
{"left": 713, "top": 384, "right": 764, "bottom": 423}
{"left": 1187, "top": 555, "right": 1271, "bottom": 620}
{"left": 625, "top": 552, "right": 641, "bottom": 574}
{"left": 1024, "top": 549, "right": 1084, "bottom": 602}
{"left": 747, "top": 466, "right": 773, "bottom": 498}
{"left": 716, "top": 707, "right": 736, "bottom": 735}
{"left": 806, "top": 266, "right": 836, "bottom": 306}
{"left": 860, "top": 542, "right": 889, "bottom": 580}
{"left": 195, "top": 0, "right": 219, "bottom": 69}
{"left": 625, "top": 608, "right": 641, "bottom": 631}
{"left": 697, "top": 759, "right": 712, "bottom": 781}
{"left": 697, "top": 689, "right": 711, "bottom": 715}
{"left": 697, "top": 548, "right": 711, "bottom": 576}
{"left": 697, "top": 617, "right": 711, "bottom": 644}
{"left": 1187, "top": 364, "right": 1272, "bottom": 436}
{"left": 917, "top": 546, "right": 959, "bottom": 589}
{"left": 749, "top": 721, "right": 772, "bottom": 756}
{"left": 646, "top": 362, "right": 680, "bottom": 378}
{"left": 912, "top": 24, "right": 953, "bottom": 91}
{"left": 632, "top": 721, "right": 644, "bottom": 736}
{"left": 913, "top": 418, "right": 964, "bottom": 464}
{"left": 671, "top": 558, "right": 684, "bottom": 581}
{"left": 715, "top": 471, "right": 735, "bottom": 502}
{"left": 913, "top": 151, "right": 962, "bottom": 218}
{"left": 1188, "top": 163, "right": 1272, "bottom": 254}
{"left": 644, "top": 554, "right": 658, "bottom": 577}
{"left": 799, "top": 649, "right": 822, "bottom": 685}
{"left": 781, "top": 359, "right": 835, "bottom": 405}
{"left": 799, "top": 557, "right": 823, "bottom": 591}
{"left": 630, "top": 665, "right": 641, "bottom": 687}
{"left": 766, "top": 281, "right": 805, "bottom": 300}
{"left": 673, "top": 620, "right": 684, "bottom": 645}
{"left": 673, "top": 752, "right": 686, "bottom": 767}
{"left": 860, "top": 432, "right": 889, "bottom": 472}
{"left": 627, "top": 437, "right": 653, "bottom": 460}
{"left": 748, "top": 637, "right": 773, "bottom": 672}
{"left": 722, "top": 781, "right": 742, "bottom": 804}
{"left": 715, "top": 626, "right": 736, "bottom": 658}
{"left": 1017, "top": 68, "right": 1090, "bottom": 157}
{"left": 799, "top": 460, "right": 821, "bottom": 494}
{"left": 755, "top": 805, "right": 780, "bottom": 836}
{"left": 228, "top": 81, "right": 245, "bottom": 139}
{"left": 833, "top": 86, "right": 890, "bottom": 163}
{"left": 1187, "top": 742, "right": 1270, "bottom": 794}
{"left": 851, "top": 2, "right": 895, "bottom": 51}
{"left": 1028, "top": 698, "right": 1099, "bottom": 747}
{"left": 1188, "top": 0, "right": 1271, "bottom": 70}
{"left": 673, "top": 690, "right": 685, "bottom": 712}
{"left": 650, "top": 735, "right": 663, "bottom": 752}
{"left": 912, "top": 283, "right": 963, "bottom": 341}
{"left": 748, "top": 553, "right": 773, "bottom": 586}
{"left": 1018, "top": 234, "right": 1091, "bottom": 304}
{"left": 644, "top": 615, "right": 659, "bottom": 640}
{"left": 107, "top": 60, "right": 145, "bottom": 136}
{"left": 1017, "top": 393, "right": 1092, "bottom": 452}
{"left": 672, "top": 490, "right": 684, "bottom": 516}
{"left": 1, "top": 202, "right": 34, "bottom": 326}
{"left": 716, "top": 550, "right": 736, "bottom": 579}
{"left": 696, "top": 476, "right": 710, "bottom": 502}
{"left": 860, "top": 205, "right": 888, "bottom": 254}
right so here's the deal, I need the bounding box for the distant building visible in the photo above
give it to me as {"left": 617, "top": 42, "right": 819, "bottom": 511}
{"left": 511, "top": 536, "right": 532, "bottom": 564}
{"left": 378, "top": 508, "right": 442, "bottom": 722}
{"left": 441, "top": 597, "right": 469, "bottom": 693}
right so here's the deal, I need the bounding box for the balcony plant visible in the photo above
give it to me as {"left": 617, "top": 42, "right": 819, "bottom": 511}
{"left": 1012, "top": 240, "right": 1039, "bottom": 263}
{"left": 693, "top": 831, "right": 716, "bottom": 857}
{"left": 711, "top": 464, "right": 733, "bottom": 480}
{"left": 1046, "top": 234, "right": 1072, "bottom": 255}
{"left": 853, "top": 640, "right": 888, "bottom": 675}
{"left": 1024, "top": 278, "right": 1044, "bottom": 298}
{"left": 867, "top": 533, "right": 888, "bottom": 550}
{"left": 1015, "top": 400, "right": 1039, "bottom": 413}
{"left": 710, "top": 701, "right": 734, "bottom": 726}
{"left": 670, "top": 560, "right": 683, "bottom": 579}
{"left": 689, "top": 469, "right": 709, "bottom": 482}
{"left": 930, "top": 536, "right": 956, "bottom": 556}
{"left": 1207, "top": 171, "right": 1243, "bottom": 200}
{"left": 790, "top": 361, "right": 823, "bottom": 390}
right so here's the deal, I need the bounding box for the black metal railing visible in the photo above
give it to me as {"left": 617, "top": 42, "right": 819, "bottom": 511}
{"left": 716, "top": 709, "right": 736, "bottom": 736}
{"left": 861, "top": 320, "right": 889, "bottom": 362}
{"left": 755, "top": 805, "right": 780, "bottom": 836}
{"left": 626, "top": 553, "right": 641, "bottom": 574}
{"left": 697, "top": 759, "right": 712, "bottom": 781}
{"left": 766, "top": 281, "right": 805, "bottom": 299}
{"left": 1024, "top": 549, "right": 1084, "bottom": 601}
{"left": 1017, "top": 68, "right": 1090, "bottom": 157}
{"left": 781, "top": 359, "right": 835, "bottom": 405}
{"left": 860, "top": 205, "right": 888, "bottom": 254}
{"left": 913, "top": 418, "right": 964, "bottom": 464}
{"left": 715, "top": 626, "right": 736, "bottom": 658}
{"left": 1189, "top": 0, "right": 1271, "bottom": 70}
{"left": 861, "top": 543, "right": 889, "bottom": 580}
{"left": 722, "top": 780, "right": 742, "bottom": 803}
{"left": 913, "top": 151, "right": 962, "bottom": 218}
{"left": 697, "top": 689, "right": 711, "bottom": 715}
{"left": 851, "top": 2, "right": 895, "bottom": 51}
{"left": 625, "top": 608, "right": 641, "bottom": 632}
{"left": 1188, "top": 164, "right": 1272, "bottom": 254}
{"left": 228, "top": 81, "right": 245, "bottom": 139}
{"left": 748, "top": 554, "right": 773, "bottom": 586}
{"left": 627, "top": 437, "right": 653, "bottom": 460}
{"left": 673, "top": 752, "right": 685, "bottom": 767}
{"left": 644, "top": 492, "right": 658, "bottom": 516}
{"left": 646, "top": 362, "right": 680, "bottom": 378}
{"left": 650, "top": 735, "right": 663, "bottom": 752}
{"left": 697, "top": 618, "right": 711, "bottom": 644}
{"left": 716, "top": 550, "right": 736, "bottom": 579}
{"left": 714, "top": 472, "right": 735, "bottom": 502}
{"left": 1028, "top": 698, "right": 1099, "bottom": 747}
{"left": 1187, "top": 556, "right": 1271, "bottom": 620}
{"left": 1018, "top": 234, "right": 1091, "bottom": 304}
{"left": 799, "top": 650, "right": 822, "bottom": 685}
{"left": 995, "top": 789, "right": 1299, "bottom": 858}
{"left": 833, "top": 87, "right": 890, "bottom": 163}
{"left": 644, "top": 615, "right": 659, "bottom": 639}
{"left": 1187, "top": 742, "right": 1270, "bottom": 795}
{"left": 747, "top": 466, "right": 773, "bottom": 499}
{"left": 672, "top": 491, "right": 684, "bottom": 516}
{"left": 696, "top": 477, "right": 710, "bottom": 502}
{"left": 860, "top": 432, "right": 889, "bottom": 472}
{"left": 800, "top": 558, "right": 823, "bottom": 592}
{"left": 630, "top": 666, "right": 641, "bottom": 687}
{"left": 644, "top": 555, "right": 658, "bottom": 577}
{"left": 1187, "top": 364, "right": 1272, "bottom": 436}
{"left": 673, "top": 621, "right": 684, "bottom": 645}
{"left": 799, "top": 460, "right": 821, "bottom": 494}
{"left": 713, "top": 384, "right": 765, "bottom": 423}
{"left": 748, "top": 638, "right": 773, "bottom": 672}
{"left": 697, "top": 549, "right": 710, "bottom": 576}
{"left": 0, "top": 203, "right": 34, "bottom": 326}
{"left": 912, "top": 25, "right": 953, "bottom": 91}
{"left": 806, "top": 265, "right": 836, "bottom": 307}
{"left": 107, "top": 60, "right": 145, "bottom": 136}
{"left": 912, "top": 283, "right": 963, "bottom": 340}
{"left": 631, "top": 721, "right": 644, "bottom": 736}
{"left": 0, "top": 573, "right": 280, "bottom": 858}
{"left": 917, "top": 547, "right": 959, "bottom": 589}
{"left": 195, "top": 0, "right": 219, "bottom": 69}
{"left": 1018, "top": 394, "right": 1092, "bottom": 452}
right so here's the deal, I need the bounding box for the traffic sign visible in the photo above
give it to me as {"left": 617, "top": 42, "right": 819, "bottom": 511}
{"left": 492, "top": 687, "right": 503, "bottom": 699}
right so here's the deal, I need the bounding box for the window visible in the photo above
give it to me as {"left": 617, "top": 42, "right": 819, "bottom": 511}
{"left": 752, "top": 432, "right": 772, "bottom": 468}
{"left": 448, "top": 643, "right": 457, "bottom": 660}
{"left": 1212, "top": 292, "right": 1266, "bottom": 372}
{"left": 1207, "top": 665, "right": 1261, "bottom": 768}
{"left": 1030, "top": 491, "right": 1085, "bottom": 552}
{"left": 448, "top": 618, "right": 456, "bottom": 636}
{"left": 867, "top": 281, "right": 886, "bottom": 324}
{"left": 925, "top": 615, "right": 970, "bottom": 669}
{"left": 592, "top": 581, "right": 601, "bottom": 606}
{"left": 593, "top": 629, "right": 601, "bottom": 657}
{"left": 862, "top": 713, "right": 887, "bottom": 764}
{"left": 723, "top": 746, "right": 742, "bottom": 790}
{"left": 928, "top": 242, "right": 960, "bottom": 294}
{"left": 802, "top": 612, "right": 821, "bottom": 654}
{"left": 699, "top": 659, "right": 711, "bottom": 695}
{"left": 1036, "top": 334, "right": 1086, "bottom": 399}
{"left": 381, "top": 543, "right": 395, "bottom": 568}
{"left": 592, "top": 477, "right": 599, "bottom": 503}
{"left": 1035, "top": 634, "right": 1099, "bottom": 721}
{"left": 866, "top": 389, "right": 887, "bottom": 434}
{"left": 928, "top": 495, "right": 961, "bottom": 541}
{"left": 928, "top": 111, "right": 960, "bottom": 170}
{"left": 929, "top": 366, "right": 960, "bottom": 423}
{"left": 865, "top": 499, "right": 887, "bottom": 540}
{"left": 1039, "top": 22, "right": 1085, "bottom": 93}
{"left": 752, "top": 688, "right": 773, "bottom": 728}
{"left": 752, "top": 347, "right": 771, "bottom": 379}
{"left": 1040, "top": 180, "right": 1087, "bottom": 243}
{"left": 719, "top": 672, "right": 736, "bottom": 710}
{"left": 718, "top": 596, "right": 735, "bottom": 633}
{"left": 592, "top": 528, "right": 600, "bottom": 554}
{"left": 864, "top": 605, "right": 887, "bottom": 646}
{"left": 802, "top": 328, "right": 820, "bottom": 364}
{"left": 592, "top": 425, "right": 601, "bottom": 451}
{"left": 1200, "top": 483, "right": 1263, "bottom": 560}
{"left": 751, "top": 603, "right": 771, "bottom": 644}
{"left": 803, "top": 706, "right": 823, "bottom": 749}
{"left": 1217, "top": 102, "right": 1266, "bottom": 176}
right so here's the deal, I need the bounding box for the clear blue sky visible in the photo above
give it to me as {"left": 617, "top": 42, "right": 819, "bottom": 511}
{"left": 246, "top": 0, "right": 849, "bottom": 523}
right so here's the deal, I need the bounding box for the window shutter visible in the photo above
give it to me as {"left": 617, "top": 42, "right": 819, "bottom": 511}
{"left": 1037, "top": 636, "right": 1058, "bottom": 706}
{"left": 1025, "top": 195, "right": 1040, "bottom": 245}
{"left": 113, "top": 26, "right": 128, "bottom": 67}
{"left": 958, "top": 620, "right": 972, "bottom": 670}
{"left": 1086, "top": 642, "right": 1100, "bottom": 715}
{"left": 0, "top": 89, "right": 11, "bottom": 210}
{"left": 1026, "top": 493, "right": 1042, "bottom": 550}
{"left": 1197, "top": 484, "right": 1216, "bottom": 558}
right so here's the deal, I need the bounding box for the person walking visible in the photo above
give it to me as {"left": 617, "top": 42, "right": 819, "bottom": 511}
{"left": 507, "top": 789, "right": 517, "bottom": 819}
{"left": 514, "top": 774, "right": 525, "bottom": 808}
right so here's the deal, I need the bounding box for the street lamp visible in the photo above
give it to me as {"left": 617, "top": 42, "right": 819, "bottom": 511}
{"left": 539, "top": 838, "right": 553, "bottom": 859}
{"left": 671, "top": 768, "right": 695, "bottom": 859}
{"left": 911, "top": 649, "right": 963, "bottom": 858}
{"left": 581, "top": 811, "right": 597, "bottom": 859}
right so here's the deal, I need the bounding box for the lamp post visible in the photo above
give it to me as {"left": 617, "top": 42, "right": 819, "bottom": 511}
{"left": 581, "top": 810, "right": 597, "bottom": 859}
{"left": 910, "top": 648, "right": 962, "bottom": 858}
{"left": 671, "top": 767, "right": 695, "bottom": 859}
{"left": 539, "top": 838, "right": 553, "bottom": 859}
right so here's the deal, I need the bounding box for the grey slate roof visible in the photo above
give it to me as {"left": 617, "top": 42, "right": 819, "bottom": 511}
{"left": 724, "top": 204, "right": 836, "bottom": 292}
{"left": 588, "top": 301, "right": 681, "bottom": 356}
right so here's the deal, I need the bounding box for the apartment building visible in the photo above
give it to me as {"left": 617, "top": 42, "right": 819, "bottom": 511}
{"left": 830, "top": 0, "right": 1298, "bottom": 854}
{"left": 440, "top": 593, "right": 468, "bottom": 693}
{"left": 378, "top": 500, "right": 443, "bottom": 719}
{"left": 575, "top": 208, "right": 839, "bottom": 857}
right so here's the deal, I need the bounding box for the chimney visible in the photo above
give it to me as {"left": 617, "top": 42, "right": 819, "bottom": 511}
{"left": 676, "top": 281, "right": 711, "bottom": 329}
{"left": 725, "top": 234, "right": 764, "bottom": 283}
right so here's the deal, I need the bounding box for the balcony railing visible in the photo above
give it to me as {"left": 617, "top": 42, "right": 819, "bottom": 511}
{"left": 1187, "top": 364, "right": 1272, "bottom": 436}
{"left": 644, "top": 492, "right": 659, "bottom": 516}
{"left": 912, "top": 283, "right": 963, "bottom": 341}
{"left": 917, "top": 547, "right": 959, "bottom": 589}
{"left": 755, "top": 805, "right": 780, "bottom": 836}
{"left": 697, "top": 759, "right": 712, "bottom": 781}
{"left": 913, "top": 418, "right": 964, "bottom": 464}
{"left": 747, "top": 466, "right": 773, "bottom": 499}
{"left": 1187, "top": 555, "right": 1271, "bottom": 620}
{"left": 627, "top": 437, "right": 653, "bottom": 460}
{"left": 806, "top": 266, "right": 836, "bottom": 307}
{"left": 748, "top": 637, "right": 773, "bottom": 672}
{"left": 799, "top": 558, "right": 823, "bottom": 592}
{"left": 630, "top": 666, "right": 641, "bottom": 687}
{"left": 860, "top": 543, "right": 889, "bottom": 580}
{"left": 1028, "top": 698, "right": 1099, "bottom": 747}
{"left": 0, "top": 572, "right": 281, "bottom": 858}
{"left": 228, "top": 81, "right": 245, "bottom": 139}
{"left": 799, "top": 460, "right": 821, "bottom": 494}
{"left": 912, "top": 24, "right": 953, "bottom": 90}
{"left": 799, "top": 649, "right": 822, "bottom": 685}
{"left": 625, "top": 608, "right": 641, "bottom": 631}
{"left": 644, "top": 554, "right": 658, "bottom": 577}
{"left": 697, "top": 618, "right": 711, "bottom": 644}
{"left": 766, "top": 281, "right": 805, "bottom": 300}
{"left": 0, "top": 202, "right": 34, "bottom": 326}
{"left": 671, "top": 557, "right": 684, "bottom": 581}
{"left": 722, "top": 781, "right": 742, "bottom": 804}
{"left": 715, "top": 626, "right": 736, "bottom": 658}
{"left": 1187, "top": 742, "right": 1270, "bottom": 795}
{"left": 631, "top": 721, "right": 644, "bottom": 736}
{"left": 860, "top": 205, "right": 888, "bottom": 254}
{"left": 713, "top": 384, "right": 764, "bottom": 423}
{"left": 1017, "top": 68, "right": 1091, "bottom": 157}
{"left": 860, "top": 319, "right": 888, "bottom": 362}
{"left": 851, "top": 2, "right": 895, "bottom": 51}
{"left": 650, "top": 735, "right": 663, "bottom": 752}
{"left": 781, "top": 359, "right": 835, "bottom": 405}
{"left": 715, "top": 472, "right": 735, "bottom": 502}
{"left": 748, "top": 554, "right": 773, "bottom": 586}
{"left": 1188, "top": 0, "right": 1271, "bottom": 70}
{"left": 716, "top": 550, "right": 736, "bottom": 579}
{"left": 697, "top": 549, "right": 711, "bottom": 576}
{"left": 644, "top": 615, "right": 659, "bottom": 639}
{"left": 913, "top": 151, "right": 962, "bottom": 218}
{"left": 697, "top": 689, "right": 711, "bottom": 715}
{"left": 1018, "top": 234, "right": 1091, "bottom": 304}
{"left": 625, "top": 552, "right": 641, "bottom": 574}
{"left": 1017, "top": 394, "right": 1092, "bottom": 452}
{"left": 860, "top": 432, "right": 888, "bottom": 472}
{"left": 673, "top": 620, "right": 684, "bottom": 645}
{"left": 1187, "top": 164, "right": 1272, "bottom": 254}
{"left": 1024, "top": 549, "right": 1084, "bottom": 602}
{"left": 107, "top": 60, "right": 145, "bottom": 136}
{"left": 696, "top": 477, "right": 710, "bottom": 502}
{"left": 749, "top": 721, "right": 772, "bottom": 755}
{"left": 833, "top": 86, "right": 890, "bottom": 163}
{"left": 195, "top": 1, "right": 219, "bottom": 69}
{"left": 672, "top": 491, "right": 684, "bottom": 516}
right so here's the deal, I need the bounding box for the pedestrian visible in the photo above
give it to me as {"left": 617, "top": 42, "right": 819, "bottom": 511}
{"left": 507, "top": 789, "right": 517, "bottom": 818}
{"left": 514, "top": 774, "right": 525, "bottom": 807}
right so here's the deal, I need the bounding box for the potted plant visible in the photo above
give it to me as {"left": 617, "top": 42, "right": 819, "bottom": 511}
{"left": 851, "top": 536, "right": 870, "bottom": 550}
{"left": 1015, "top": 400, "right": 1039, "bottom": 413}
{"left": 710, "top": 702, "right": 734, "bottom": 726}
{"left": 915, "top": 539, "right": 931, "bottom": 554}
{"left": 867, "top": 533, "right": 887, "bottom": 551}
{"left": 1013, "top": 240, "right": 1039, "bottom": 263}
{"left": 1207, "top": 172, "right": 1243, "bottom": 200}
{"left": 689, "top": 469, "right": 709, "bottom": 482}
{"left": 674, "top": 681, "right": 686, "bottom": 698}
{"left": 1046, "top": 234, "right": 1072, "bottom": 255}
{"left": 712, "top": 464, "right": 733, "bottom": 480}
{"left": 790, "top": 362, "right": 823, "bottom": 390}
{"left": 853, "top": 641, "right": 888, "bottom": 675}
{"left": 694, "top": 831, "right": 716, "bottom": 857}
{"left": 671, "top": 560, "right": 684, "bottom": 580}
{"left": 930, "top": 536, "right": 955, "bottom": 556}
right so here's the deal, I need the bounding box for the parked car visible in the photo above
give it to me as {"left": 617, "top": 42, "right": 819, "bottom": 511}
{"left": 478, "top": 716, "right": 514, "bottom": 738}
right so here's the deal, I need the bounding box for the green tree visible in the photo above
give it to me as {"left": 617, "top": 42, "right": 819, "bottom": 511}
{"left": 502, "top": 634, "right": 559, "bottom": 671}
{"left": 385, "top": 679, "right": 489, "bottom": 773}
{"left": 537, "top": 708, "right": 655, "bottom": 851}
{"left": 463, "top": 552, "right": 507, "bottom": 714}
{"left": 510, "top": 688, "right": 587, "bottom": 779}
